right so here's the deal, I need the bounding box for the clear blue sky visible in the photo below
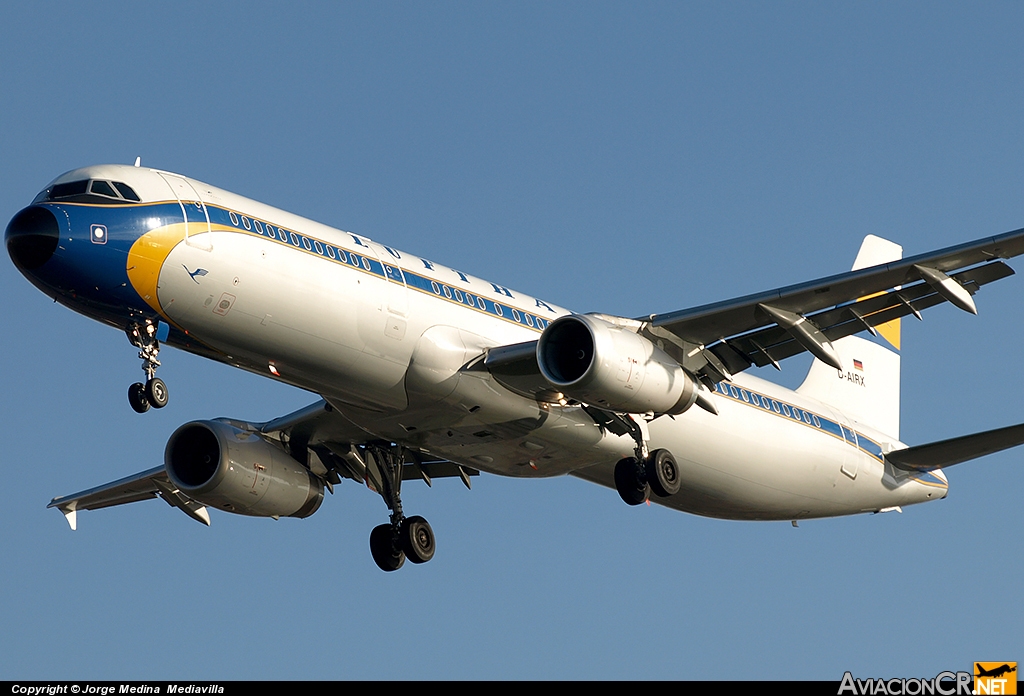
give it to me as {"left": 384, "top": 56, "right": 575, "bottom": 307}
{"left": 1, "top": 2, "right": 1020, "bottom": 680}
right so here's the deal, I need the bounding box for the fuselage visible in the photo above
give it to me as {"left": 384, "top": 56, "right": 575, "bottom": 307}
{"left": 6, "top": 164, "right": 948, "bottom": 521}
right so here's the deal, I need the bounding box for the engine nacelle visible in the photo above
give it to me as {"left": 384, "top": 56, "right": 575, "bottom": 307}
{"left": 537, "top": 314, "right": 698, "bottom": 415}
{"left": 165, "top": 420, "right": 324, "bottom": 518}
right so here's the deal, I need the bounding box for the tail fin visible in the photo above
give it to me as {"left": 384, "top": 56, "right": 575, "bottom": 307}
{"left": 796, "top": 235, "right": 902, "bottom": 439}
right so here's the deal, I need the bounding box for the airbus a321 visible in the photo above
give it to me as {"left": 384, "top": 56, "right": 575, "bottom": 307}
{"left": 8, "top": 163, "right": 1024, "bottom": 571}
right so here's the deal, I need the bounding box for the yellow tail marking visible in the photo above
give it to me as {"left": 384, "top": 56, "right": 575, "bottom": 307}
{"left": 856, "top": 291, "right": 901, "bottom": 351}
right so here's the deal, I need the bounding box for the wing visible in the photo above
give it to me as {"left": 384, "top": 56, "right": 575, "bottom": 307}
{"left": 487, "top": 228, "right": 1024, "bottom": 401}
{"left": 47, "top": 466, "right": 211, "bottom": 530}
{"left": 48, "top": 400, "right": 476, "bottom": 528}
{"left": 644, "top": 228, "right": 1024, "bottom": 383}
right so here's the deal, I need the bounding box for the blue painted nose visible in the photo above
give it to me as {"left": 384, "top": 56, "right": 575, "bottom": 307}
{"left": 6, "top": 206, "right": 59, "bottom": 272}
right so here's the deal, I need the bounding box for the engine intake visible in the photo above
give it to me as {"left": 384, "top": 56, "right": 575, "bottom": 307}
{"left": 537, "top": 314, "right": 697, "bottom": 415}
{"left": 165, "top": 420, "right": 323, "bottom": 518}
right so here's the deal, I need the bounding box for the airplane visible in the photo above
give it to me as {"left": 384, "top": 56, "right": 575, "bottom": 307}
{"left": 975, "top": 665, "right": 1017, "bottom": 679}
{"left": 8, "top": 162, "right": 1024, "bottom": 571}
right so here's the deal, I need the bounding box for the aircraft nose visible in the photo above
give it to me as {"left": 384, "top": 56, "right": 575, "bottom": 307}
{"left": 6, "top": 206, "right": 59, "bottom": 272}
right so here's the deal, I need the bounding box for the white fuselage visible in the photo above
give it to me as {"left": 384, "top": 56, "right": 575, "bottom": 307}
{"left": 35, "top": 165, "right": 951, "bottom": 521}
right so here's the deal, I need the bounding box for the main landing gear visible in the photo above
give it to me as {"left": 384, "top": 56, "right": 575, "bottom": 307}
{"left": 126, "top": 320, "right": 169, "bottom": 414}
{"left": 614, "top": 449, "right": 681, "bottom": 505}
{"left": 612, "top": 414, "right": 681, "bottom": 505}
{"left": 365, "top": 444, "right": 436, "bottom": 572}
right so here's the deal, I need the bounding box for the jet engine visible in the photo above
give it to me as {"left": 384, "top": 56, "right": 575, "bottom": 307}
{"left": 165, "top": 420, "right": 324, "bottom": 518}
{"left": 537, "top": 314, "right": 698, "bottom": 415}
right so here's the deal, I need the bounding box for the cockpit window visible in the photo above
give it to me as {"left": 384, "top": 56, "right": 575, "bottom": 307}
{"left": 51, "top": 180, "right": 89, "bottom": 198}
{"left": 89, "top": 180, "right": 118, "bottom": 198}
{"left": 34, "top": 179, "right": 142, "bottom": 205}
{"left": 112, "top": 182, "right": 141, "bottom": 201}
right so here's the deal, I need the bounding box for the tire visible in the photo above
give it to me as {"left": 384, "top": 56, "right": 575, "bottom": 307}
{"left": 128, "top": 382, "right": 150, "bottom": 413}
{"left": 646, "top": 449, "right": 681, "bottom": 497}
{"left": 369, "top": 524, "right": 405, "bottom": 572}
{"left": 614, "top": 457, "right": 648, "bottom": 506}
{"left": 401, "top": 515, "right": 435, "bottom": 564}
{"left": 145, "top": 377, "right": 169, "bottom": 409}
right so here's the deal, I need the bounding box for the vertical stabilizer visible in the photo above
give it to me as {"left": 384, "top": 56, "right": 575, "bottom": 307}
{"left": 796, "top": 235, "right": 902, "bottom": 439}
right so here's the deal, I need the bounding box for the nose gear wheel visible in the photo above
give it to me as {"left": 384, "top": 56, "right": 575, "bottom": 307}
{"left": 125, "top": 320, "right": 169, "bottom": 412}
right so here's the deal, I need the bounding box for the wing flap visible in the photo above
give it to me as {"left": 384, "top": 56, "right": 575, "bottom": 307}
{"left": 886, "top": 422, "right": 1024, "bottom": 471}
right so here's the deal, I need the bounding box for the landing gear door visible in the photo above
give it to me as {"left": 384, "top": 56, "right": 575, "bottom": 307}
{"left": 158, "top": 173, "right": 212, "bottom": 251}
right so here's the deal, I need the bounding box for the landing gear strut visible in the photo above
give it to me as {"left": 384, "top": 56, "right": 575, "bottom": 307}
{"left": 613, "top": 414, "right": 681, "bottom": 505}
{"left": 365, "top": 444, "right": 435, "bottom": 572}
{"left": 126, "top": 320, "right": 168, "bottom": 413}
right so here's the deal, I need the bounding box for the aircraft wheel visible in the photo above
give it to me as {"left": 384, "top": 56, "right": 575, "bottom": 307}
{"left": 614, "top": 457, "right": 648, "bottom": 506}
{"left": 128, "top": 382, "right": 150, "bottom": 413}
{"left": 369, "top": 524, "right": 405, "bottom": 572}
{"left": 646, "top": 449, "right": 681, "bottom": 497}
{"left": 145, "top": 377, "right": 169, "bottom": 409}
{"left": 401, "top": 515, "right": 435, "bottom": 564}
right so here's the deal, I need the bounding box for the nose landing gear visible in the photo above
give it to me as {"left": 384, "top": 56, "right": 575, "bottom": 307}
{"left": 126, "top": 320, "right": 169, "bottom": 413}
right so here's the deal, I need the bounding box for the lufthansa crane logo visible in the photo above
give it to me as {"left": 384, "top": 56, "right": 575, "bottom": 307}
{"left": 183, "top": 265, "right": 209, "bottom": 283}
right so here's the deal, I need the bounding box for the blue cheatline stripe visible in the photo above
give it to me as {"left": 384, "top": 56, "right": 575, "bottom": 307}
{"left": 713, "top": 381, "right": 889, "bottom": 465}
{"left": 210, "top": 204, "right": 553, "bottom": 333}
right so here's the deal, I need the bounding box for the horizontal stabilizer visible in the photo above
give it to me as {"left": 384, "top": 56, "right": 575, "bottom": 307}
{"left": 886, "top": 422, "right": 1024, "bottom": 471}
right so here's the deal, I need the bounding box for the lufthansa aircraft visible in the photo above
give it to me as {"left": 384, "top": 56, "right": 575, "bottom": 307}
{"left": 8, "top": 163, "right": 1024, "bottom": 571}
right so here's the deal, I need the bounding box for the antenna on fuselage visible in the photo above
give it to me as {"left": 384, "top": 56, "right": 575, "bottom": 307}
{"left": 134, "top": 156, "right": 141, "bottom": 167}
